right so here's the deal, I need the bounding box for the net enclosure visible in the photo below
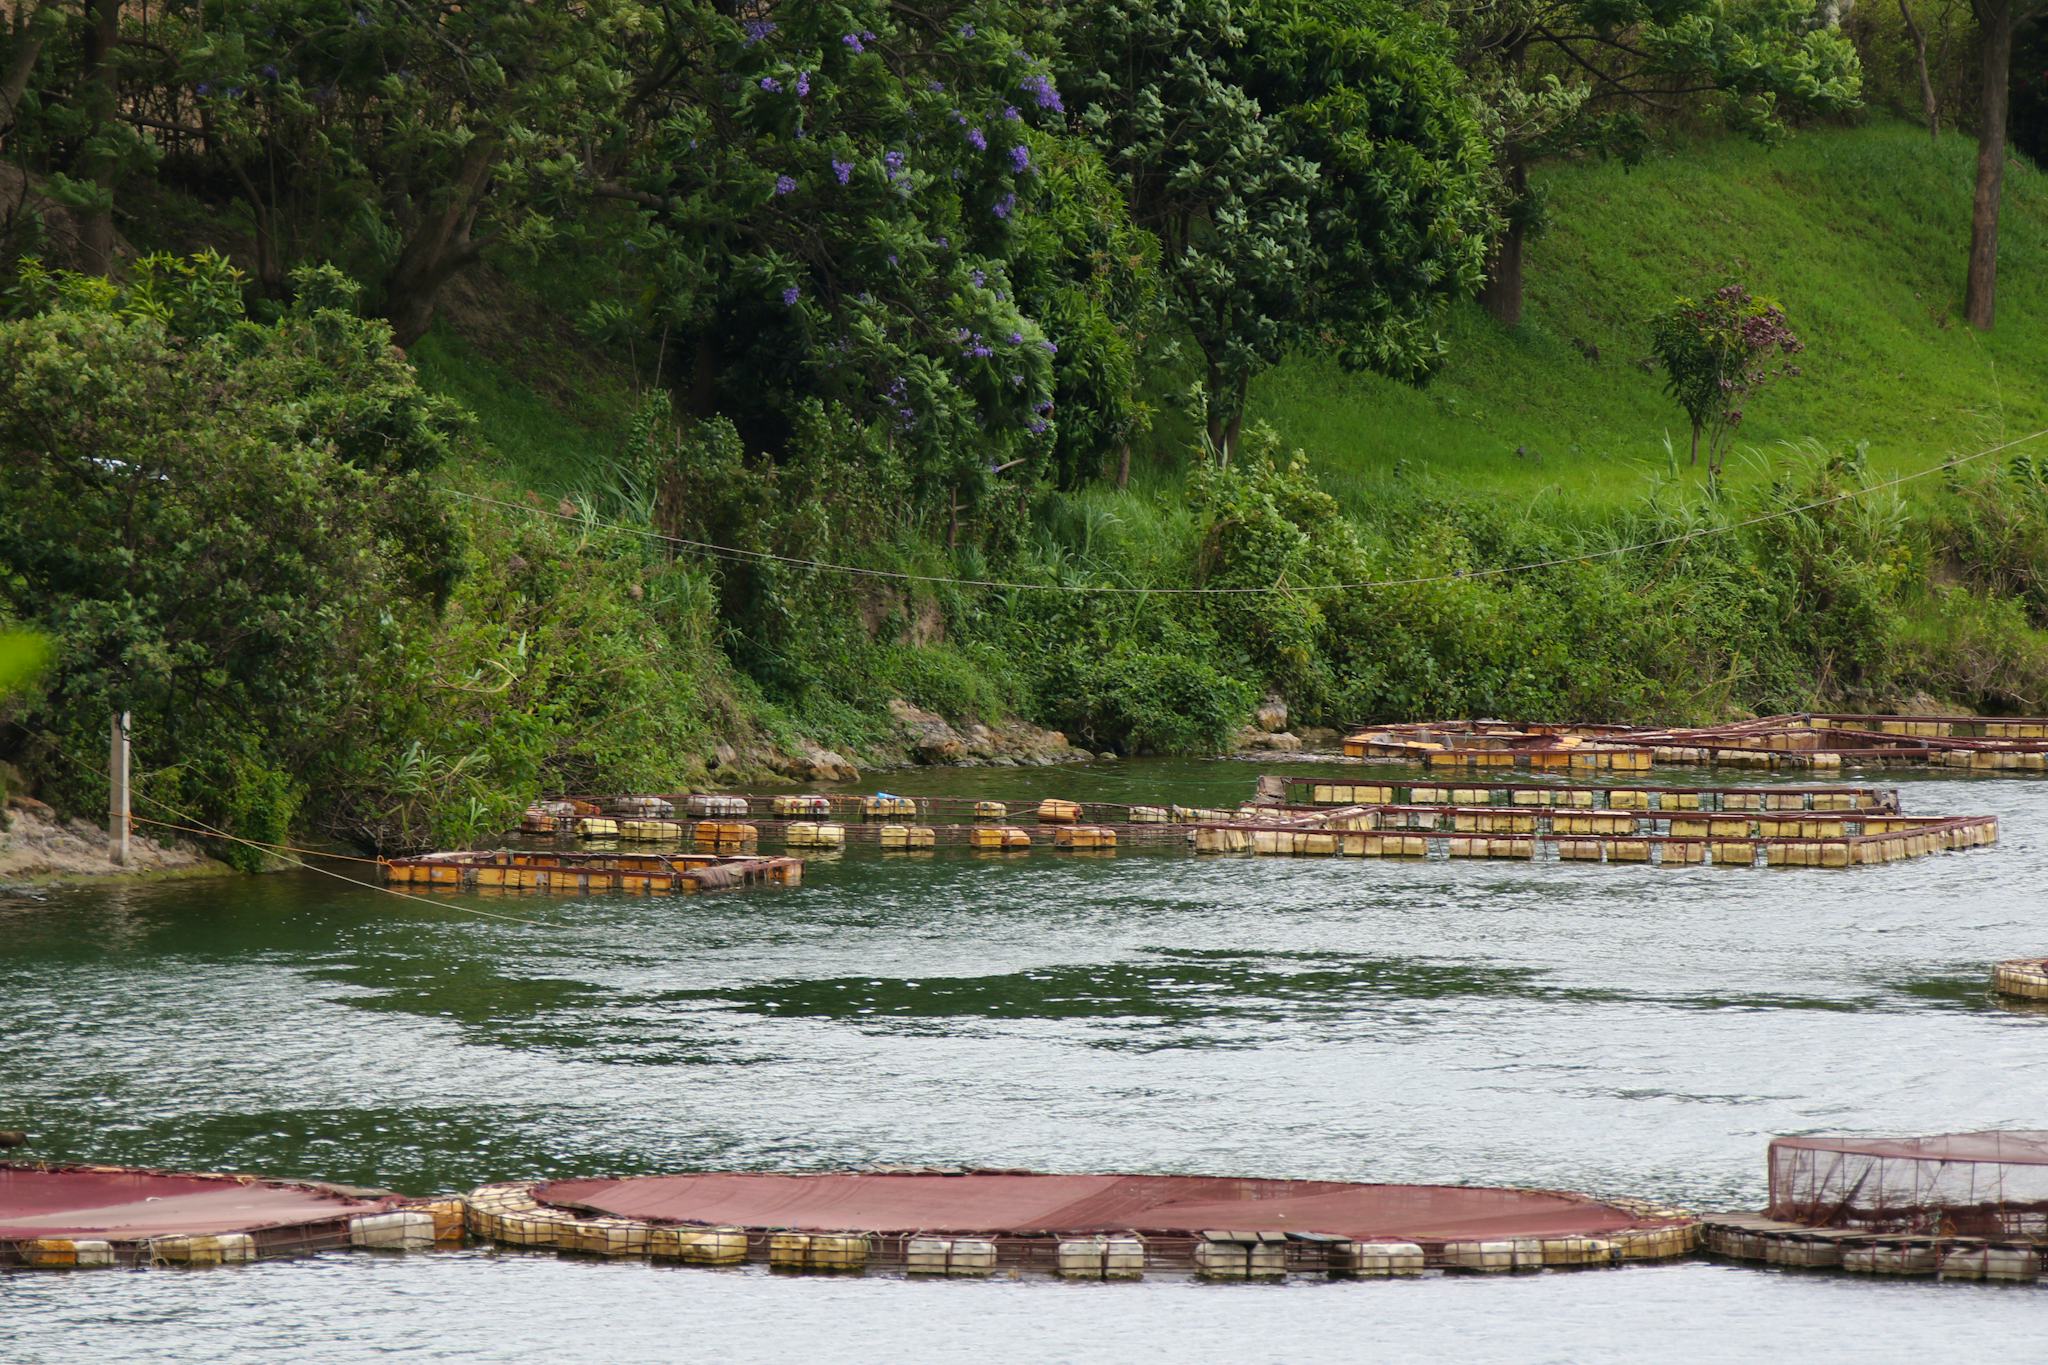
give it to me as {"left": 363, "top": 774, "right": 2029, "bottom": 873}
{"left": 1767, "top": 1132, "right": 2048, "bottom": 1239}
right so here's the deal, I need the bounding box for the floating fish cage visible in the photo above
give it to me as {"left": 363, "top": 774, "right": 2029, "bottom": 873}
{"left": 0, "top": 1163, "right": 461, "bottom": 1271}
{"left": 1993, "top": 958, "right": 2048, "bottom": 1001}
{"left": 458, "top": 1171, "right": 1697, "bottom": 1280}
{"left": 506, "top": 774, "right": 1993, "bottom": 871}
{"left": 383, "top": 849, "right": 801, "bottom": 895}
{"left": 1768, "top": 1132, "right": 2048, "bottom": 1241}
{"left": 1260, "top": 774, "right": 1900, "bottom": 814}
{"left": 1344, "top": 714, "right": 2048, "bottom": 771}
{"left": 1703, "top": 1131, "right": 2048, "bottom": 1282}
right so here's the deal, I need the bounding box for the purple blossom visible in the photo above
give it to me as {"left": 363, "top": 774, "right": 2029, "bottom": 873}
{"left": 796, "top": 71, "right": 811, "bottom": 97}
{"left": 1020, "top": 74, "right": 1063, "bottom": 112}
{"left": 992, "top": 191, "right": 1016, "bottom": 219}
{"left": 887, "top": 253, "right": 900, "bottom": 266}
{"left": 759, "top": 76, "right": 781, "bottom": 92}
{"left": 971, "top": 269, "right": 987, "bottom": 287}
{"left": 743, "top": 18, "right": 775, "bottom": 44}
{"left": 1010, "top": 145, "right": 1030, "bottom": 173}
{"left": 958, "top": 23, "right": 975, "bottom": 38}
{"left": 774, "top": 174, "right": 797, "bottom": 195}
{"left": 832, "top": 159, "right": 854, "bottom": 185}
{"left": 1010, "top": 373, "right": 1025, "bottom": 387}
{"left": 260, "top": 64, "right": 279, "bottom": 80}
{"left": 1029, "top": 419, "right": 1049, "bottom": 435}
{"left": 782, "top": 286, "right": 801, "bottom": 306}
{"left": 1039, "top": 339, "right": 1057, "bottom": 354}
{"left": 1007, "top": 331, "right": 1024, "bottom": 345}
{"left": 971, "top": 344, "right": 994, "bottom": 358}
{"left": 884, "top": 149, "right": 905, "bottom": 171}
{"left": 928, "top": 79, "right": 945, "bottom": 93}
{"left": 967, "top": 128, "right": 987, "bottom": 152}
{"left": 936, "top": 236, "right": 950, "bottom": 249}
{"left": 1003, "top": 105, "right": 1021, "bottom": 121}
{"left": 842, "top": 32, "right": 864, "bottom": 52}
{"left": 195, "top": 80, "right": 213, "bottom": 96}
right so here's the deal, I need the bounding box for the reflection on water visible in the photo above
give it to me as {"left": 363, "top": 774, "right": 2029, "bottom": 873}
{"left": 3, "top": 760, "right": 2046, "bottom": 1357}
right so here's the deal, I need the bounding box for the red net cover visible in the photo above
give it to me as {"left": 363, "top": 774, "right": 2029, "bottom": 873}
{"left": 1767, "top": 1132, "right": 2048, "bottom": 1238}
{"left": 0, "top": 1164, "right": 399, "bottom": 1239}
{"left": 537, "top": 1171, "right": 1678, "bottom": 1243}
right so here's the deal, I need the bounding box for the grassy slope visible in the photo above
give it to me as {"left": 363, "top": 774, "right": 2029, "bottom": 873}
{"left": 424, "top": 123, "right": 2048, "bottom": 539}
{"left": 1247, "top": 121, "right": 2048, "bottom": 514}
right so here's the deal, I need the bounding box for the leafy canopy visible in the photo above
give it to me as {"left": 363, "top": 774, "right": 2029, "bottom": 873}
{"left": 1062, "top": 0, "right": 1495, "bottom": 455}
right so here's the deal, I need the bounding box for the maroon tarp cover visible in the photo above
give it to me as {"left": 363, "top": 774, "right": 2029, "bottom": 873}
{"left": 0, "top": 1165, "right": 400, "bottom": 1239}
{"left": 537, "top": 1171, "right": 1679, "bottom": 1242}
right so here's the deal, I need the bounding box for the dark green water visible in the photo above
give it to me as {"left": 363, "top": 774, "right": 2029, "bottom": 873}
{"left": 3, "top": 759, "right": 2046, "bottom": 1361}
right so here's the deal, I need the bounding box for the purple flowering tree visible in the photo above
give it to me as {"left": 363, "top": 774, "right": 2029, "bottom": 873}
{"left": 599, "top": 1, "right": 1091, "bottom": 540}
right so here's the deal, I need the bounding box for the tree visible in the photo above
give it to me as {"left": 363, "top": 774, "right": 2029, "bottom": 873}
{"left": 0, "top": 252, "right": 463, "bottom": 854}
{"left": 0, "top": 0, "right": 59, "bottom": 143}
{"left": 1963, "top": 0, "right": 2045, "bottom": 329}
{"left": 602, "top": 1, "right": 1079, "bottom": 528}
{"left": 1649, "top": 283, "right": 1804, "bottom": 476}
{"left": 127, "top": 0, "right": 641, "bottom": 340}
{"left": 1064, "top": 0, "right": 1494, "bottom": 459}
{"left": 1442, "top": 0, "right": 1863, "bottom": 325}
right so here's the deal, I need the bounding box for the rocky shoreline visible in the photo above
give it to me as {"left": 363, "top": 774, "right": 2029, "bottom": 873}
{"left": 0, "top": 798, "right": 225, "bottom": 883}
{"left": 737, "top": 696, "right": 1341, "bottom": 784}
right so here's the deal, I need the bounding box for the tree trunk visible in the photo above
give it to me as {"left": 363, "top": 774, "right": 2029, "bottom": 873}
{"left": 1478, "top": 155, "right": 1530, "bottom": 326}
{"left": 1223, "top": 372, "right": 1248, "bottom": 462}
{"left": 76, "top": 0, "right": 121, "bottom": 275}
{"left": 1204, "top": 358, "right": 1230, "bottom": 463}
{"left": 378, "top": 134, "right": 501, "bottom": 346}
{"left": 0, "top": 0, "right": 54, "bottom": 142}
{"left": 1964, "top": 0, "right": 2012, "bottom": 331}
{"left": 687, "top": 333, "right": 718, "bottom": 419}
{"left": 1116, "top": 441, "right": 1131, "bottom": 491}
{"left": 1899, "top": 0, "right": 1942, "bottom": 137}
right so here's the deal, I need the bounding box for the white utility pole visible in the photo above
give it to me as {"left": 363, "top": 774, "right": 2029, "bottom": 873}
{"left": 109, "top": 711, "right": 130, "bottom": 865}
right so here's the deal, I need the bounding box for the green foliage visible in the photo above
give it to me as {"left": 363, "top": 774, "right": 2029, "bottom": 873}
{"left": 0, "top": 251, "right": 461, "bottom": 862}
{"left": 1063, "top": 0, "right": 1495, "bottom": 454}
{"left": 600, "top": 1, "right": 1078, "bottom": 530}
{"left": 0, "top": 630, "right": 52, "bottom": 699}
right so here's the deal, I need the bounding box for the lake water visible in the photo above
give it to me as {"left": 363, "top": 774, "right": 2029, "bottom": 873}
{"left": 3, "top": 759, "right": 2044, "bottom": 1361}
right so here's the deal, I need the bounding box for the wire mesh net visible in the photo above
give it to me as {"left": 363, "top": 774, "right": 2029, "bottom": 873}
{"left": 1766, "top": 1133, "right": 2048, "bottom": 1238}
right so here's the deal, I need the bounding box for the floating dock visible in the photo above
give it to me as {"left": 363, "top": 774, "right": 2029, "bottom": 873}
{"left": 461, "top": 1170, "right": 1697, "bottom": 1279}
{"left": 0, "top": 1163, "right": 461, "bottom": 1269}
{"left": 1702, "top": 1132, "right": 2048, "bottom": 1282}
{"left": 507, "top": 775, "right": 1995, "bottom": 872}
{"left": 382, "top": 849, "right": 803, "bottom": 894}
{"left": 1343, "top": 714, "right": 2048, "bottom": 771}
{"left": 1993, "top": 958, "right": 2048, "bottom": 1001}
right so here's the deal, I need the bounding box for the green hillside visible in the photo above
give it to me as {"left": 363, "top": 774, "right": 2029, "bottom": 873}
{"left": 430, "top": 122, "right": 2048, "bottom": 515}
{"left": 1245, "top": 123, "right": 2048, "bottom": 511}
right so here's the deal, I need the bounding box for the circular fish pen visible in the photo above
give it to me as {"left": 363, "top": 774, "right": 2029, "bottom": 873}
{"left": 1993, "top": 958, "right": 2048, "bottom": 1001}
{"left": 462, "top": 1170, "right": 1697, "bottom": 1279}
{"left": 1702, "top": 1133, "right": 2048, "bottom": 1281}
{"left": 0, "top": 1163, "right": 461, "bottom": 1269}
